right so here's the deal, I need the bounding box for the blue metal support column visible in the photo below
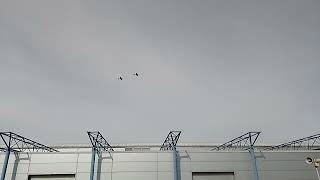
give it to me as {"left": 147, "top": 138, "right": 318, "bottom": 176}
{"left": 160, "top": 131, "right": 181, "bottom": 180}
{"left": 173, "top": 149, "right": 178, "bottom": 180}
{"left": 0, "top": 149, "right": 10, "bottom": 180}
{"left": 249, "top": 146, "right": 259, "bottom": 180}
{"left": 89, "top": 147, "right": 96, "bottom": 180}
{"left": 87, "top": 131, "right": 113, "bottom": 180}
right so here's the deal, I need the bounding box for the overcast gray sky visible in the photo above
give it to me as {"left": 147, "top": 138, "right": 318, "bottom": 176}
{"left": 0, "top": 0, "right": 319, "bottom": 145}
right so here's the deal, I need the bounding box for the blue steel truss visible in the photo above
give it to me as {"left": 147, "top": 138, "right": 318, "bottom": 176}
{"left": 265, "top": 133, "right": 320, "bottom": 150}
{"left": 0, "top": 132, "right": 58, "bottom": 180}
{"left": 0, "top": 132, "right": 58, "bottom": 152}
{"left": 87, "top": 131, "right": 114, "bottom": 153}
{"left": 212, "top": 132, "right": 261, "bottom": 151}
{"left": 160, "top": 131, "right": 181, "bottom": 151}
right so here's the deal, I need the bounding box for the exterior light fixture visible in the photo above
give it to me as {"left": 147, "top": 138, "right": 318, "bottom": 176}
{"left": 305, "top": 157, "right": 320, "bottom": 180}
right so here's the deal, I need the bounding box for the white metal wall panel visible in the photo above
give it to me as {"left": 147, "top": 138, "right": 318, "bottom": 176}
{"left": 157, "top": 152, "right": 173, "bottom": 161}
{"left": 77, "top": 154, "right": 92, "bottom": 163}
{"left": 29, "top": 154, "right": 78, "bottom": 163}
{"left": 111, "top": 161, "right": 157, "bottom": 172}
{"left": 1, "top": 150, "right": 319, "bottom": 180}
{"left": 158, "top": 161, "right": 173, "bottom": 171}
{"left": 111, "top": 153, "right": 157, "bottom": 162}
{"left": 111, "top": 172, "right": 157, "bottom": 180}
{"left": 28, "top": 163, "right": 77, "bottom": 174}
{"left": 186, "top": 152, "right": 249, "bottom": 162}
{"left": 157, "top": 172, "right": 173, "bottom": 180}
{"left": 190, "top": 162, "right": 251, "bottom": 172}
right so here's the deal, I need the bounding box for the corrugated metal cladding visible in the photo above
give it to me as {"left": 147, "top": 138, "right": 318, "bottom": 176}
{"left": 0, "top": 148, "right": 319, "bottom": 180}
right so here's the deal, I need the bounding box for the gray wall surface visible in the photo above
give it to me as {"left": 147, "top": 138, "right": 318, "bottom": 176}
{"left": 0, "top": 151, "right": 319, "bottom": 180}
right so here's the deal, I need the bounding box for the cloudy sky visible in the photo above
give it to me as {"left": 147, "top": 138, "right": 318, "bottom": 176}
{"left": 0, "top": 0, "right": 319, "bottom": 145}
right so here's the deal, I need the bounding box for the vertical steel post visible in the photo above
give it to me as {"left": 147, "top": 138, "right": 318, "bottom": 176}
{"left": 1, "top": 149, "right": 10, "bottom": 180}
{"left": 89, "top": 147, "right": 96, "bottom": 180}
{"left": 249, "top": 146, "right": 259, "bottom": 180}
{"left": 173, "top": 149, "right": 178, "bottom": 180}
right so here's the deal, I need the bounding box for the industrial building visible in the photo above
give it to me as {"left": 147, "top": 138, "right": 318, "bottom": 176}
{"left": 1, "top": 131, "right": 320, "bottom": 180}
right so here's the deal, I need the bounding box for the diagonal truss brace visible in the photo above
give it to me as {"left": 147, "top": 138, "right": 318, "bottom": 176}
{"left": 265, "top": 133, "right": 320, "bottom": 150}
{"left": 211, "top": 132, "right": 261, "bottom": 151}
{"left": 87, "top": 131, "right": 114, "bottom": 153}
{"left": 211, "top": 132, "right": 261, "bottom": 180}
{"left": 160, "top": 131, "right": 181, "bottom": 151}
{"left": 0, "top": 132, "right": 58, "bottom": 153}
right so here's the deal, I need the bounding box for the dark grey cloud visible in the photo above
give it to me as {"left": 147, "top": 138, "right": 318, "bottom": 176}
{"left": 0, "top": 0, "right": 319, "bottom": 145}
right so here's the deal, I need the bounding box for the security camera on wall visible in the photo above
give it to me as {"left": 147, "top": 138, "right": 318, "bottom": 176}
{"left": 305, "top": 157, "right": 320, "bottom": 168}
{"left": 306, "top": 157, "right": 313, "bottom": 165}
